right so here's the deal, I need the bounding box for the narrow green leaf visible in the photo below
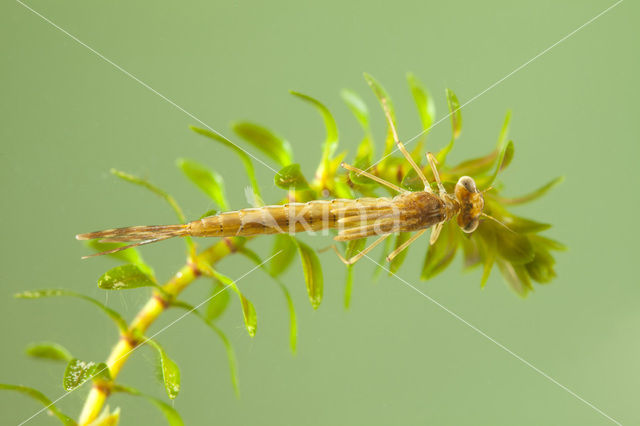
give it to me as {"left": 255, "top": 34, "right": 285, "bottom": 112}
{"left": 502, "top": 216, "right": 551, "bottom": 234}
{"left": 344, "top": 238, "right": 366, "bottom": 309}
{"left": 15, "top": 289, "right": 128, "bottom": 333}
{"left": 0, "top": 384, "right": 76, "bottom": 426}
{"left": 485, "top": 140, "right": 515, "bottom": 187}
{"left": 206, "top": 279, "right": 231, "bottom": 321}
{"left": 407, "top": 72, "right": 435, "bottom": 132}
{"left": 25, "top": 342, "right": 73, "bottom": 363}
{"left": 111, "top": 169, "right": 186, "bottom": 224}
{"left": 110, "top": 168, "right": 193, "bottom": 251}
{"left": 290, "top": 91, "right": 339, "bottom": 176}
{"left": 342, "top": 89, "right": 374, "bottom": 163}
{"left": 401, "top": 168, "right": 425, "bottom": 192}
{"left": 199, "top": 209, "right": 218, "bottom": 219}
{"left": 436, "top": 88, "right": 462, "bottom": 163}
{"left": 98, "top": 264, "right": 158, "bottom": 292}
{"left": 487, "top": 221, "right": 534, "bottom": 264}
{"left": 497, "top": 260, "right": 532, "bottom": 297}
{"left": 389, "top": 232, "right": 412, "bottom": 274}
{"left": 341, "top": 89, "right": 370, "bottom": 130}
{"left": 63, "top": 359, "right": 110, "bottom": 391}
{"left": 145, "top": 339, "right": 181, "bottom": 399}
{"left": 113, "top": 384, "right": 184, "bottom": 425}
{"left": 525, "top": 247, "right": 557, "bottom": 284}
{"left": 190, "top": 125, "right": 262, "bottom": 199}
{"left": 239, "top": 247, "right": 297, "bottom": 353}
{"left": 363, "top": 73, "right": 396, "bottom": 156}
{"left": 209, "top": 269, "right": 258, "bottom": 337}
{"left": 498, "top": 176, "right": 565, "bottom": 205}
{"left": 497, "top": 110, "right": 512, "bottom": 149}
{"left": 86, "top": 240, "right": 154, "bottom": 277}
{"left": 293, "top": 238, "right": 323, "bottom": 309}
{"left": 274, "top": 164, "right": 310, "bottom": 190}
{"left": 232, "top": 121, "right": 293, "bottom": 167}
{"left": 269, "top": 234, "right": 298, "bottom": 277}
{"left": 177, "top": 158, "right": 228, "bottom": 210}
{"left": 348, "top": 157, "right": 375, "bottom": 186}
{"left": 168, "top": 300, "right": 241, "bottom": 396}
{"left": 421, "top": 223, "right": 458, "bottom": 280}
{"left": 476, "top": 227, "right": 497, "bottom": 288}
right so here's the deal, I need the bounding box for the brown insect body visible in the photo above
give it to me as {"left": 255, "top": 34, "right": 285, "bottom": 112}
{"left": 77, "top": 97, "right": 487, "bottom": 263}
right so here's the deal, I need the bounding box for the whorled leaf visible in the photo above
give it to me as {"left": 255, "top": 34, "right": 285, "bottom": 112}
{"left": 475, "top": 227, "right": 497, "bottom": 288}
{"left": 502, "top": 215, "right": 551, "bottom": 234}
{"left": 407, "top": 72, "right": 435, "bottom": 134}
{"left": 232, "top": 121, "right": 293, "bottom": 167}
{"left": 113, "top": 384, "right": 184, "bottom": 426}
{"left": 269, "top": 234, "right": 298, "bottom": 278}
{"left": 274, "top": 164, "right": 310, "bottom": 191}
{"left": 63, "top": 358, "right": 110, "bottom": 391}
{"left": 497, "top": 110, "right": 512, "bottom": 149}
{"left": 363, "top": 73, "right": 397, "bottom": 156}
{"left": 341, "top": 89, "right": 374, "bottom": 163}
{"left": 205, "top": 279, "right": 231, "bottom": 321}
{"left": 110, "top": 168, "right": 193, "bottom": 251}
{"left": 290, "top": 91, "right": 338, "bottom": 176}
{"left": 490, "top": 221, "right": 535, "bottom": 264}
{"left": 145, "top": 339, "right": 180, "bottom": 399}
{"left": 209, "top": 269, "right": 258, "bottom": 337}
{"left": 86, "top": 240, "right": 153, "bottom": 277}
{"left": 177, "top": 158, "right": 228, "bottom": 210}
{"left": 421, "top": 223, "right": 458, "bottom": 280}
{"left": 0, "top": 384, "right": 76, "bottom": 426}
{"left": 98, "top": 264, "right": 158, "bottom": 292}
{"left": 15, "top": 289, "right": 128, "bottom": 333}
{"left": 238, "top": 247, "right": 298, "bottom": 354}
{"left": 110, "top": 169, "right": 186, "bottom": 224}
{"left": 169, "top": 301, "right": 240, "bottom": 397}
{"left": 190, "top": 125, "right": 262, "bottom": 199}
{"left": 497, "top": 176, "right": 565, "bottom": 205}
{"left": 199, "top": 209, "right": 218, "bottom": 219}
{"left": 436, "top": 88, "right": 462, "bottom": 163}
{"left": 484, "top": 140, "right": 515, "bottom": 187}
{"left": 25, "top": 342, "right": 73, "bottom": 363}
{"left": 497, "top": 260, "right": 532, "bottom": 297}
{"left": 293, "top": 238, "right": 323, "bottom": 309}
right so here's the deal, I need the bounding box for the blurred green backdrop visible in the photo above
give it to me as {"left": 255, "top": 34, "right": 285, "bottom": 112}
{"left": 1, "top": 0, "right": 638, "bottom": 425}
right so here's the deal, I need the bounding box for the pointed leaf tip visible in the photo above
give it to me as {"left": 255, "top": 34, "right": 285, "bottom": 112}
{"left": 146, "top": 339, "right": 181, "bottom": 399}
{"left": 98, "top": 264, "right": 157, "bottom": 291}
{"left": 293, "top": 239, "right": 323, "bottom": 309}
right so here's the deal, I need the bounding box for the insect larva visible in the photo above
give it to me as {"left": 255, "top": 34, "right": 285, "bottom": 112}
{"left": 78, "top": 98, "right": 495, "bottom": 264}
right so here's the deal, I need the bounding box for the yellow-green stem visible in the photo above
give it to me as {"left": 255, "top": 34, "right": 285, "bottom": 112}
{"left": 78, "top": 238, "right": 242, "bottom": 424}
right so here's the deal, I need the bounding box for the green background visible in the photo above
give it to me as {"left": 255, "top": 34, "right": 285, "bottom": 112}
{"left": 1, "top": 1, "right": 638, "bottom": 424}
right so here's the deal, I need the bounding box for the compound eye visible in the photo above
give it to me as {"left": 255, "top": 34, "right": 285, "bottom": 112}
{"left": 462, "top": 217, "right": 480, "bottom": 233}
{"left": 458, "top": 176, "right": 477, "bottom": 193}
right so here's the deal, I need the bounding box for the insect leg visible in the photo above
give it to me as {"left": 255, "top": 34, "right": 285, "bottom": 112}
{"left": 341, "top": 162, "right": 408, "bottom": 194}
{"left": 429, "top": 222, "right": 443, "bottom": 245}
{"left": 332, "top": 234, "right": 390, "bottom": 266}
{"left": 385, "top": 229, "right": 427, "bottom": 262}
{"left": 380, "top": 98, "right": 433, "bottom": 192}
{"left": 426, "top": 152, "right": 446, "bottom": 195}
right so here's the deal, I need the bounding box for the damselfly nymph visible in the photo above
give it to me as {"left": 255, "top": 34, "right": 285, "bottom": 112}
{"left": 77, "top": 99, "right": 494, "bottom": 265}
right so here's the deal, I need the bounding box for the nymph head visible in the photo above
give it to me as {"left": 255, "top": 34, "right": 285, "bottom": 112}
{"left": 454, "top": 176, "right": 484, "bottom": 233}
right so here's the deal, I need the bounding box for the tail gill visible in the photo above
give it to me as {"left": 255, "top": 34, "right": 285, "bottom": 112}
{"left": 76, "top": 224, "right": 188, "bottom": 258}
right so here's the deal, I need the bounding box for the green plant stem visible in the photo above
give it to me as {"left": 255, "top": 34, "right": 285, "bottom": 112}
{"left": 78, "top": 237, "right": 242, "bottom": 425}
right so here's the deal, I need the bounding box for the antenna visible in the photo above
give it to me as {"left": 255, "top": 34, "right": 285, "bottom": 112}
{"left": 481, "top": 212, "right": 514, "bottom": 233}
